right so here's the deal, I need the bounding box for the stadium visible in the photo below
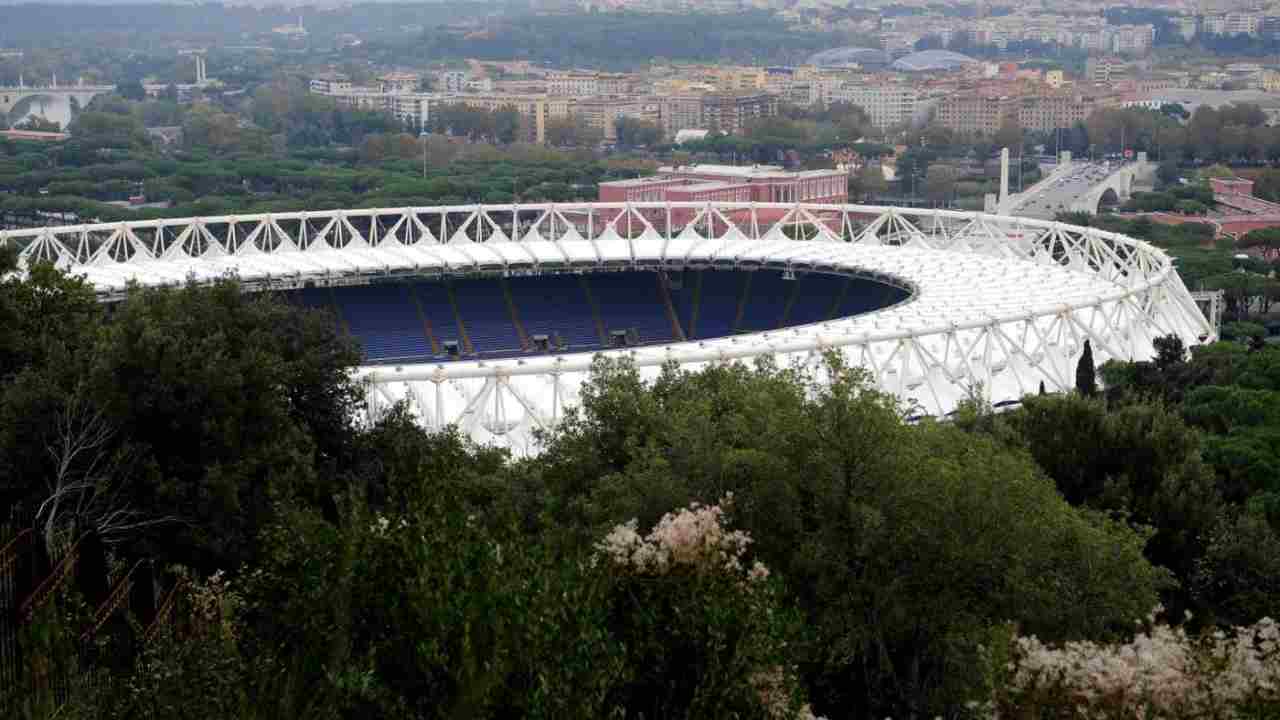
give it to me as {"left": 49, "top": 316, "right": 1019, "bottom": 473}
{"left": 1, "top": 202, "right": 1213, "bottom": 455}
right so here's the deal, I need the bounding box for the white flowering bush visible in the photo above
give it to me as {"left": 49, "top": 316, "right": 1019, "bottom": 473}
{"left": 993, "top": 607, "right": 1280, "bottom": 718}
{"left": 596, "top": 495, "right": 812, "bottom": 719}
{"left": 597, "top": 493, "right": 769, "bottom": 583}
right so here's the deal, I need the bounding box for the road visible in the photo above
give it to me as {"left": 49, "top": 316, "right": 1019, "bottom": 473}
{"left": 1006, "top": 162, "right": 1119, "bottom": 220}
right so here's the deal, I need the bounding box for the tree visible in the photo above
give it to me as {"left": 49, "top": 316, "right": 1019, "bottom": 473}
{"left": 525, "top": 356, "right": 1165, "bottom": 718}
{"left": 116, "top": 78, "right": 147, "bottom": 102}
{"left": 544, "top": 115, "right": 602, "bottom": 147}
{"left": 994, "top": 120, "right": 1022, "bottom": 153}
{"left": 614, "top": 117, "right": 662, "bottom": 148}
{"left": 1076, "top": 339, "right": 1097, "bottom": 396}
{"left": 1157, "top": 158, "right": 1181, "bottom": 187}
{"left": 922, "top": 163, "right": 961, "bottom": 204}
{"left": 1193, "top": 506, "right": 1280, "bottom": 626}
{"left": 896, "top": 147, "right": 936, "bottom": 196}
{"left": 1238, "top": 227, "right": 1280, "bottom": 261}
{"left": 182, "top": 105, "right": 271, "bottom": 155}
{"left": 995, "top": 393, "right": 1221, "bottom": 610}
{"left": 0, "top": 280, "right": 366, "bottom": 571}
{"left": 848, "top": 162, "right": 887, "bottom": 200}
{"left": 1154, "top": 334, "right": 1186, "bottom": 371}
{"left": 494, "top": 107, "right": 521, "bottom": 144}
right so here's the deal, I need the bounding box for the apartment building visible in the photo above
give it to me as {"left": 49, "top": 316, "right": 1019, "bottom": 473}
{"left": 440, "top": 71, "right": 468, "bottom": 93}
{"left": 1016, "top": 93, "right": 1096, "bottom": 132}
{"left": 1203, "top": 12, "right": 1261, "bottom": 36}
{"left": 379, "top": 72, "right": 420, "bottom": 94}
{"left": 830, "top": 84, "right": 921, "bottom": 129}
{"left": 936, "top": 93, "right": 1015, "bottom": 134}
{"left": 703, "top": 66, "right": 767, "bottom": 92}
{"left": 547, "top": 71, "right": 599, "bottom": 96}
{"left": 310, "top": 73, "right": 351, "bottom": 96}
{"left": 575, "top": 96, "right": 656, "bottom": 141}
{"left": 658, "top": 95, "right": 704, "bottom": 138}
{"left": 1087, "top": 57, "right": 1133, "bottom": 85}
{"left": 700, "top": 93, "right": 778, "bottom": 135}
{"left": 456, "top": 94, "right": 573, "bottom": 143}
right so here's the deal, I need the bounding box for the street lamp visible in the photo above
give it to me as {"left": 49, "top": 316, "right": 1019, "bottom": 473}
{"left": 420, "top": 130, "right": 429, "bottom": 179}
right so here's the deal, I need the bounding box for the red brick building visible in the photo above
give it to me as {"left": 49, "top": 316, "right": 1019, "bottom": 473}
{"left": 597, "top": 164, "right": 848, "bottom": 229}
{"left": 598, "top": 164, "right": 847, "bottom": 205}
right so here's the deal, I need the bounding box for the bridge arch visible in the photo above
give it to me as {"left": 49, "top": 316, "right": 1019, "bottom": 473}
{"left": 0, "top": 87, "right": 114, "bottom": 116}
{"left": 1097, "top": 187, "right": 1121, "bottom": 212}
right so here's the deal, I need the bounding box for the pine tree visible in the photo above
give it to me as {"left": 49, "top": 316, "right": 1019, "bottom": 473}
{"left": 1038, "top": 380, "right": 1046, "bottom": 396}
{"left": 1075, "top": 339, "right": 1097, "bottom": 397}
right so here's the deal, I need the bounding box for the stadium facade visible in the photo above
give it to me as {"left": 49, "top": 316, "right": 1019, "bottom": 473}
{"left": 1, "top": 202, "right": 1213, "bottom": 455}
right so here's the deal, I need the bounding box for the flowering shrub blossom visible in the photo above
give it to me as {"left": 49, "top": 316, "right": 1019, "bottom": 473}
{"left": 597, "top": 494, "right": 762, "bottom": 580}
{"left": 188, "top": 569, "right": 241, "bottom": 642}
{"left": 751, "top": 666, "right": 824, "bottom": 720}
{"left": 597, "top": 496, "right": 820, "bottom": 718}
{"left": 998, "top": 607, "right": 1280, "bottom": 717}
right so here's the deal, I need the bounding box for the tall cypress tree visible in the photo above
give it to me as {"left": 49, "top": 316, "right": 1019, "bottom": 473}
{"left": 1075, "top": 339, "right": 1097, "bottom": 397}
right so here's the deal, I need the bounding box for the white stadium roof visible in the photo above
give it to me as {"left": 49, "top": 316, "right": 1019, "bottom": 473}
{"left": 1, "top": 202, "right": 1213, "bottom": 455}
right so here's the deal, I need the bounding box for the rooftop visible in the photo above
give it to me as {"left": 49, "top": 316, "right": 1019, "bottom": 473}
{"left": 597, "top": 176, "right": 684, "bottom": 188}
{"left": 668, "top": 181, "right": 752, "bottom": 193}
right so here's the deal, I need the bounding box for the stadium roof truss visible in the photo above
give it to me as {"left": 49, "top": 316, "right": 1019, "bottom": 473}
{"left": 1, "top": 202, "right": 1214, "bottom": 455}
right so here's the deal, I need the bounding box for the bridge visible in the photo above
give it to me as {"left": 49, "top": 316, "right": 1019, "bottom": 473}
{"left": 1001, "top": 153, "right": 1156, "bottom": 219}
{"left": 1072, "top": 159, "right": 1156, "bottom": 214}
{"left": 0, "top": 83, "right": 116, "bottom": 116}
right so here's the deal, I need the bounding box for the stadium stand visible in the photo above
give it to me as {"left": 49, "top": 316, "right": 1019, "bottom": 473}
{"left": 506, "top": 274, "right": 600, "bottom": 351}
{"left": 450, "top": 278, "right": 523, "bottom": 355}
{"left": 688, "top": 271, "right": 741, "bottom": 340}
{"left": 588, "top": 272, "right": 674, "bottom": 345}
{"left": 331, "top": 283, "right": 431, "bottom": 360}
{"left": 289, "top": 270, "right": 904, "bottom": 364}
{"left": 741, "top": 270, "right": 790, "bottom": 331}
{"left": 412, "top": 281, "right": 465, "bottom": 355}
{"left": 788, "top": 273, "right": 848, "bottom": 325}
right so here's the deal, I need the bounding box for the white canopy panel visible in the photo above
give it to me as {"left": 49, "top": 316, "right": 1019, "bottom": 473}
{"left": 0, "top": 202, "right": 1213, "bottom": 455}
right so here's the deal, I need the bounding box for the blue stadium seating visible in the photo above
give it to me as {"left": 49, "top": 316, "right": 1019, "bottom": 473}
{"left": 740, "top": 271, "right": 790, "bottom": 332}
{"left": 670, "top": 270, "right": 698, "bottom": 338}
{"left": 843, "top": 279, "right": 908, "bottom": 316}
{"left": 787, "top": 273, "right": 846, "bottom": 326}
{"left": 589, "top": 272, "right": 673, "bottom": 345}
{"left": 450, "top": 278, "right": 522, "bottom": 354}
{"left": 323, "top": 284, "right": 429, "bottom": 361}
{"left": 507, "top": 274, "right": 600, "bottom": 350}
{"left": 692, "top": 271, "right": 740, "bottom": 339}
{"left": 288, "top": 270, "right": 906, "bottom": 365}
{"left": 412, "top": 281, "right": 461, "bottom": 355}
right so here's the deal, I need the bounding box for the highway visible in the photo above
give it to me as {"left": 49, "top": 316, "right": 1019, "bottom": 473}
{"left": 1006, "top": 162, "right": 1119, "bottom": 220}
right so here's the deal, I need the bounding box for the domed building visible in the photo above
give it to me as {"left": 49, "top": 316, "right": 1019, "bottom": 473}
{"left": 891, "top": 50, "right": 978, "bottom": 72}
{"left": 807, "top": 47, "right": 891, "bottom": 68}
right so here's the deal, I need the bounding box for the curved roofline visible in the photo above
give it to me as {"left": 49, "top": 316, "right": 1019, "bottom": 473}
{"left": 0, "top": 202, "right": 1213, "bottom": 452}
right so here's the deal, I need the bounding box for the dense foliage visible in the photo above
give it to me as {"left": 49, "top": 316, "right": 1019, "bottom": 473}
{"left": 5, "top": 242, "right": 1280, "bottom": 717}
{"left": 380, "top": 11, "right": 851, "bottom": 70}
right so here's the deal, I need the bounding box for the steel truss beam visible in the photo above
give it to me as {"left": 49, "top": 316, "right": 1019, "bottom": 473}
{"left": 0, "top": 202, "right": 1214, "bottom": 455}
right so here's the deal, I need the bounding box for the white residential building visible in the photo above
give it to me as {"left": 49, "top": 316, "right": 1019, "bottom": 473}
{"left": 830, "top": 84, "right": 922, "bottom": 129}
